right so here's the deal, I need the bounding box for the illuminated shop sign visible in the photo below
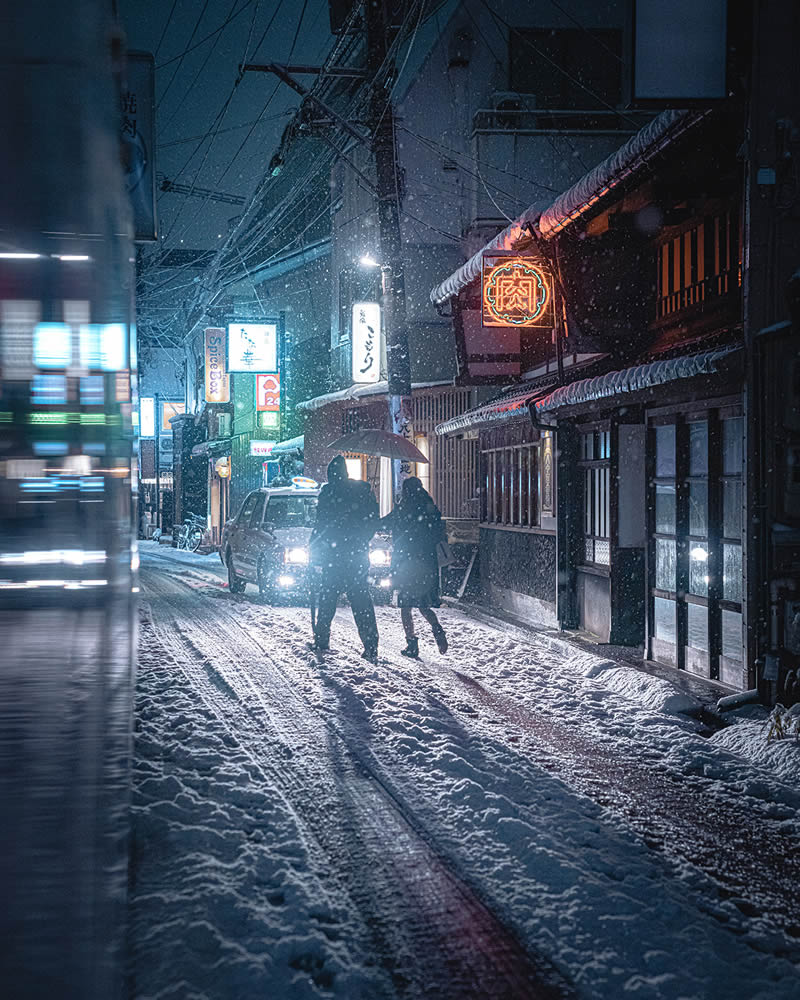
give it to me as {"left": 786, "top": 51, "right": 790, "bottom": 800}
{"left": 352, "top": 302, "right": 380, "bottom": 384}
{"left": 204, "top": 327, "right": 229, "bottom": 403}
{"left": 250, "top": 440, "right": 277, "bottom": 457}
{"left": 255, "top": 373, "right": 280, "bottom": 411}
{"left": 481, "top": 255, "right": 553, "bottom": 328}
{"left": 227, "top": 321, "right": 277, "bottom": 372}
{"left": 140, "top": 397, "right": 155, "bottom": 438}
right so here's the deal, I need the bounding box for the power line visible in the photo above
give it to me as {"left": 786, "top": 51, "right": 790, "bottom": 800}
{"left": 157, "top": 109, "right": 293, "bottom": 149}
{"left": 155, "top": 0, "right": 256, "bottom": 69}
{"left": 157, "top": 0, "right": 211, "bottom": 110}
{"left": 158, "top": 0, "right": 243, "bottom": 135}
{"left": 154, "top": 0, "right": 179, "bottom": 60}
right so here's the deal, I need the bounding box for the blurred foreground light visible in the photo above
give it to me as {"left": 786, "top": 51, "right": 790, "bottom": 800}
{"left": 379, "top": 577, "right": 392, "bottom": 588}
{"left": 359, "top": 254, "right": 379, "bottom": 268}
{"left": 277, "top": 574, "right": 295, "bottom": 588}
{"left": 53, "top": 255, "right": 90, "bottom": 261}
{"left": 34, "top": 322, "right": 72, "bottom": 368}
{"left": 0, "top": 252, "right": 41, "bottom": 259}
{"left": 0, "top": 550, "right": 107, "bottom": 566}
{"left": 0, "top": 579, "right": 107, "bottom": 589}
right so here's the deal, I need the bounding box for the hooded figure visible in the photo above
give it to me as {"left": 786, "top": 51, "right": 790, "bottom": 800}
{"left": 380, "top": 476, "right": 448, "bottom": 658}
{"left": 308, "top": 455, "right": 379, "bottom": 660}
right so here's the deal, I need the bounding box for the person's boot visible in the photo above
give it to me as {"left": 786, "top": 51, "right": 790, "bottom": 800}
{"left": 432, "top": 625, "right": 448, "bottom": 654}
{"left": 361, "top": 646, "right": 378, "bottom": 664}
{"left": 401, "top": 636, "right": 420, "bottom": 658}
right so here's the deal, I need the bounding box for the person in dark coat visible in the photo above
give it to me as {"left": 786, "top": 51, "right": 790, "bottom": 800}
{"left": 381, "top": 476, "right": 448, "bottom": 658}
{"left": 309, "top": 455, "right": 380, "bottom": 661}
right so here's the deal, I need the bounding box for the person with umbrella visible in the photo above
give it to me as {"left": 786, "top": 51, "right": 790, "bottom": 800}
{"left": 308, "top": 455, "right": 380, "bottom": 662}
{"left": 380, "top": 476, "right": 448, "bottom": 658}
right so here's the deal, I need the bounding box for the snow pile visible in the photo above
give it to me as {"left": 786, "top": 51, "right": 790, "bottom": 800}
{"left": 711, "top": 711, "right": 800, "bottom": 786}
{"left": 129, "top": 618, "right": 386, "bottom": 999}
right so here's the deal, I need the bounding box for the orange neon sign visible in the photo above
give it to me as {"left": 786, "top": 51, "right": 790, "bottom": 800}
{"left": 481, "top": 255, "right": 553, "bottom": 328}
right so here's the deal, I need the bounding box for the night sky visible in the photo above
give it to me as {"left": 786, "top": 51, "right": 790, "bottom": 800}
{"left": 119, "top": 0, "right": 335, "bottom": 255}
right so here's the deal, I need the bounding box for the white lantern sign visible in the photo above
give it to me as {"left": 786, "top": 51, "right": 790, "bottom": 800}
{"left": 351, "top": 302, "right": 381, "bottom": 384}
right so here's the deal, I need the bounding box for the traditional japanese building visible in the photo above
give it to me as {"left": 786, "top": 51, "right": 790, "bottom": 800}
{"left": 432, "top": 100, "right": 800, "bottom": 698}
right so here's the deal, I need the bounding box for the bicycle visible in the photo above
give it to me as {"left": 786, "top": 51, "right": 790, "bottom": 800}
{"left": 176, "top": 513, "right": 206, "bottom": 552}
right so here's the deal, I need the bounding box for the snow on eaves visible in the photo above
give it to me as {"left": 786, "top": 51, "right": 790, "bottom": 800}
{"left": 295, "top": 379, "right": 452, "bottom": 414}
{"left": 429, "top": 109, "right": 705, "bottom": 306}
{"left": 532, "top": 345, "right": 741, "bottom": 415}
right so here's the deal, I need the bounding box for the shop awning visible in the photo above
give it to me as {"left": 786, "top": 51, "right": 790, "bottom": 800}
{"left": 429, "top": 109, "right": 706, "bottom": 306}
{"left": 531, "top": 345, "right": 742, "bottom": 416}
{"left": 269, "top": 435, "right": 304, "bottom": 457}
{"left": 435, "top": 379, "right": 558, "bottom": 436}
{"left": 190, "top": 437, "right": 231, "bottom": 458}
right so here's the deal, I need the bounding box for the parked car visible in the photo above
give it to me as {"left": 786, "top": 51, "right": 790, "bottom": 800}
{"left": 219, "top": 478, "right": 392, "bottom": 602}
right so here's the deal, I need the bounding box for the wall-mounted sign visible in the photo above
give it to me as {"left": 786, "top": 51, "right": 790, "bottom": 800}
{"left": 255, "top": 372, "right": 280, "bottom": 411}
{"left": 260, "top": 410, "right": 280, "bottom": 430}
{"left": 161, "top": 399, "right": 185, "bottom": 431}
{"left": 351, "top": 302, "right": 381, "bottom": 384}
{"left": 541, "top": 430, "right": 554, "bottom": 516}
{"left": 215, "top": 456, "right": 230, "bottom": 479}
{"left": 228, "top": 321, "right": 277, "bottom": 372}
{"left": 482, "top": 255, "right": 553, "bottom": 328}
{"left": 250, "top": 440, "right": 277, "bottom": 457}
{"left": 122, "top": 52, "right": 158, "bottom": 242}
{"left": 140, "top": 396, "right": 156, "bottom": 438}
{"left": 204, "top": 327, "right": 229, "bottom": 403}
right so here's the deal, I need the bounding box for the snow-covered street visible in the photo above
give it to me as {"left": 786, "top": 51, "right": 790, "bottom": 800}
{"left": 129, "top": 544, "right": 800, "bottom": 1000}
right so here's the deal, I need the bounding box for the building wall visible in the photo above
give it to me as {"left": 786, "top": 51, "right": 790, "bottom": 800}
{"left": 479, "top": 527, "right": 557, "bottom": 626}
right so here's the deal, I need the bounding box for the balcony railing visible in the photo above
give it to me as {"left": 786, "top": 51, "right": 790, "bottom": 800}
{"left": 472, "top": 106, "right": 653, "bottom": 136}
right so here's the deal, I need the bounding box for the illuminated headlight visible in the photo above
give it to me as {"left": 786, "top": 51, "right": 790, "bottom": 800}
{"left": 277, "top": 574, "right": 295, "bottom": 588}
{"left": 369, "top": 548, "right": 391, "bottom": 567}
{"left": 379, "top": 577, "right": 392, "bottom": 588}
{"left": 284, "top": 547, "right": 309, "bottom": 565}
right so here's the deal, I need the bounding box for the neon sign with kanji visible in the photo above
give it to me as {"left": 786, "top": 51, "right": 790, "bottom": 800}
{"left": 482, "top": 256, "right": 553, "bottom": 327}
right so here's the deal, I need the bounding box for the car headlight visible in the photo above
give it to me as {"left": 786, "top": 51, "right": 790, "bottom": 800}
{"left": 369, "top": 547, "right": 391, "bottom": 567}
{"left": 284, "top": 546, "right": 309, "bottom": 565}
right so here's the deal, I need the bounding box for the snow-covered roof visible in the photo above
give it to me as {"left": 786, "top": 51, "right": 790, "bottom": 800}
{"left": 532, "top": 345, "right": 742, "bottom": 415}
{"left": 295, "top": 379, "right": 453, "bottom": 414}
{"left": 429, "top": 109, "right": 707, "bottom": 306}
{"left": 269, "top": 435, "right": 304, "bottom": 456}
{"left": 435, "top": 381, "right": 557, "bottom": 436}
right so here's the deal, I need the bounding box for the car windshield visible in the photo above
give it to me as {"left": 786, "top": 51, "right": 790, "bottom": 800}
{"left": 265, "top": 495, "right": 317, "bottom": 528}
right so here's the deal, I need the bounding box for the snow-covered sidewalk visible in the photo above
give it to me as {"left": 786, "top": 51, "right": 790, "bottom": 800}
{"left": 129, "top": 544, "right": 800, "bottom": 999}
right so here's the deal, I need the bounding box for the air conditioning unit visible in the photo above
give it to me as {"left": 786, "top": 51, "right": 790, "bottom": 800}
{"left": 488, "top": 92, "right": 536, "bottom": 129}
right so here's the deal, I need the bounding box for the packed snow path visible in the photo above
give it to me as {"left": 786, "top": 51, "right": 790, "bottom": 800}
{"left": 129, "top": 546, "right": 800, "bottom": 1000}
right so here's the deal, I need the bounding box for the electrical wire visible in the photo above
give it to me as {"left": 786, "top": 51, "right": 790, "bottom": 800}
{"left": 156, "top": 0, "right": 257, "bottom": 69}
{"left": 159, "top": 0, "right": 244, "bottom": 136}
{"left": 154, "top": 0, "right": 179, "bottom": 60}
{"left": 157, "top": 0, "right": 211, "bottom": 110}
{"left": 475, "top": 0, "right": 641, "bottom": 127}
{"left": 157, "top": 109, "right": 293, "bottom": 149}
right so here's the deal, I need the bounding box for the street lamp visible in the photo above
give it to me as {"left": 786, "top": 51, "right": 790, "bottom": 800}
{"left": 359, "top": 253, "right": 380, "bottom": 268}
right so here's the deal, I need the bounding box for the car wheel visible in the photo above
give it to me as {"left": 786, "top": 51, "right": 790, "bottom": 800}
{"left": 257, "top": 557, "right": 273, "bottom": 601}
{"left": 227, "top": 550, "right": 246, "bottom": 593}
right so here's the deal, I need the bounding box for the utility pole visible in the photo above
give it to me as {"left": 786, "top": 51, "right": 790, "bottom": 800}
{"left": 365, "top": 0, "right": 413, "bottom": 501}
{"left": 154, "top": 391, "right": 161, "bottom": 532}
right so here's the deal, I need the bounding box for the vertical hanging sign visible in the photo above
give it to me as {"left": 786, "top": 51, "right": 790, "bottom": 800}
{"left": 204, "top": 327, "right": 229, "bottom": 403}
{"left": 122, "top": 52, "right": 158, "bottom": 242}
{"left": 255, "top": 373, "right": 280, "bottom": 411}
{"left": 351, "top": 302, "right": 381, "bottom": 384}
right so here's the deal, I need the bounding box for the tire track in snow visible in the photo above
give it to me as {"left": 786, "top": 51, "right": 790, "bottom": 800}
{"left": 207, "top": 582, "right": 800, "bottom": 941}
{"left": 141, "top": 565, "right": 576, "bottom": 1000}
